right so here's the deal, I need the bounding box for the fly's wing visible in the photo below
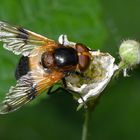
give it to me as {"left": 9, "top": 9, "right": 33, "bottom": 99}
{"left": 0, "top": 68, "right": 64, "bottom": 114}
{"left": 0, "top": 21, "right": 55, "bottom": 56}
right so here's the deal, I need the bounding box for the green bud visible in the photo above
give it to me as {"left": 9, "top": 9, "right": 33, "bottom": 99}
{"left": 119, "top": 40, "right": 140, "bottom": 66}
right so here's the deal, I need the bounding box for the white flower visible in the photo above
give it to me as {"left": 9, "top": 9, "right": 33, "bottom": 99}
{"left": 65, "top": 51, "right": 118, "bottom": 103}
{"left": 57, "top": 34, "right": 118, "bottom": 104}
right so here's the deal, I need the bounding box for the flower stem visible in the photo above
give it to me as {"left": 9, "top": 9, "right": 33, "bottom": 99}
{"left": 81, "top": 107, "right": 92, "bottom": 140}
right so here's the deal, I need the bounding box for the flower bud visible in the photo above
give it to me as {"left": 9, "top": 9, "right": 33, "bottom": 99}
{"left": 119, "top": 40, "right": 140, "bottom": 66}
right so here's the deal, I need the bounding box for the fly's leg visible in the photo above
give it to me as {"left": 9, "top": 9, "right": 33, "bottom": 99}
{"left": 47, "top": 78, "right": 67, "bottom": 95}
{"left": 46, "top": 78, "right": 87, "bottom": 108}
{"left": 47, "top": 86, "right": 54, "bottom": 95}
{"left": 62, "top": 78, "right": 67, "bottom": 88}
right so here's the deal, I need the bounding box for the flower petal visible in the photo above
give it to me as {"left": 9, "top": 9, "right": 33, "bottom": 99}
{"left": 66, "top": 51, "right": 118, "bottom": 103}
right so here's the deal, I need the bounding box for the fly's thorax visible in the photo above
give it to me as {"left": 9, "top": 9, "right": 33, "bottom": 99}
{"left": 54, "top": 47, "right": 78, "bottom": 69}
{"left": 41, "top": 47, "right": 78, "bottom": 72}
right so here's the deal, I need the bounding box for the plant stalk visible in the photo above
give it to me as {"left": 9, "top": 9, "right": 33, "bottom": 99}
{"left": 81, "top": 107, "right": 92, "bottom": 140}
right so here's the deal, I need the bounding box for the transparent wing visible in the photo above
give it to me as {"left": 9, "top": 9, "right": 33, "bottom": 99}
{"left": 0, "top": 21, "right": 55, "bottom": 56}
{"left": 0, "top": 68, "right": 64, "bottom": 114}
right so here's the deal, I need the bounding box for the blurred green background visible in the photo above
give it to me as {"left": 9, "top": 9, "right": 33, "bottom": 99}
{"left": 0, "top": 0, "right": 140, "bottom": 140}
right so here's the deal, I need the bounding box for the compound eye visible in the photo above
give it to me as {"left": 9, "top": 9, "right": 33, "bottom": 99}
{"left": 78, "top": 55, "right": 90, "bottom": 72}
{"left": 76, "top": 43, "right": 89, "bottom": 53}
{"left": 75, "top": 43, "right": 91, "bottom": 72}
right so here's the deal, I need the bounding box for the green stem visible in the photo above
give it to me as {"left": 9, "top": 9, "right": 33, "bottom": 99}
{"left": 81, "top": 107, "right": 92, "bottom": 140}
{"left": 113, "top": 61, "right": 128, "bottom": 78}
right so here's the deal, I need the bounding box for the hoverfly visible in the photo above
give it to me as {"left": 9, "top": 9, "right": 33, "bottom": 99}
{"left": 0, "top": 21, "right": 92, "bottom": 114}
